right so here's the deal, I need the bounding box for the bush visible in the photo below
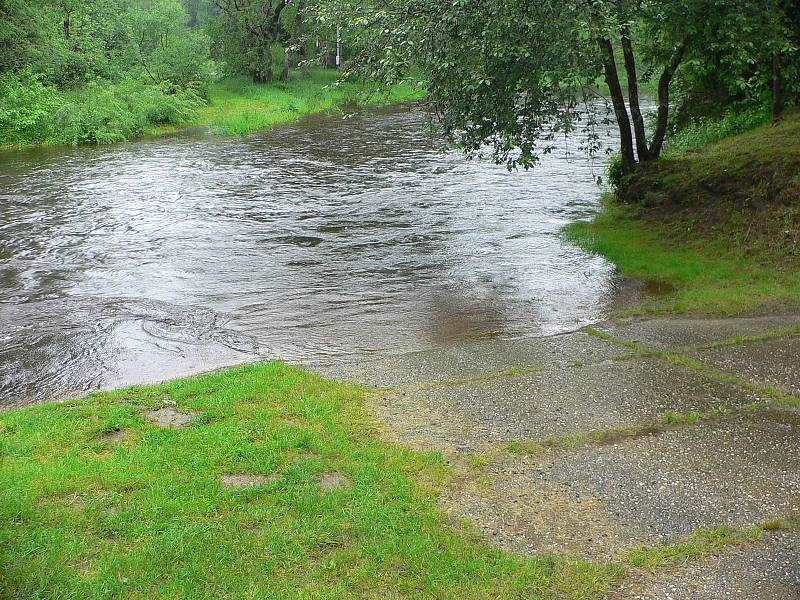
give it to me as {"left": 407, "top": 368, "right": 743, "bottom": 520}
{"left": 606, "top": 152, "right": 625, "bottom": 193}
{"left": 59, "top": 80, "right": 205, "bottom": 145}
{"left": 0, "top": 69, "right": 64, "bottom": 145}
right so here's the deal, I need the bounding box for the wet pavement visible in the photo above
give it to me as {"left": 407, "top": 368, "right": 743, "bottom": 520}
{"left": 618, "top": 528, "right": 800, "bottom": 599}
{"left": 319, "top": 313, "right": 800, "bottom": 598}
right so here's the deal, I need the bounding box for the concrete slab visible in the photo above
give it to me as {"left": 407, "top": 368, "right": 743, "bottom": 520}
{"left": 594, "top": 316, "right": 800, "bottom": 351}
{"left": 313, "top": 331, "right": 634, "bottom": 388}
{"left": 618, "top": 529, "right": 800, "bottom": 599}
{"left": 441, "top": 410, "right": 800, "bottom": 560}
{"left": 542, "top": 409, "right": 800, "bottom": 544}
{"left": 382, "top": 357, "right": 764, "bottom": 448}
{"left": 694, "top": 336, "right": 800, "bottom": 395}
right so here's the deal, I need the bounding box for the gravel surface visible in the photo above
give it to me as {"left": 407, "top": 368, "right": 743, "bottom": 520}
{"left": 403, "top": 357, "right": 764, "bottom": 441}
{"left": 694, "top": 335, "right": 800, "bottom": 395}
{"left": 540, "top": 409, "right": 800, "bottom": 544}
{"left": 314, "top": 314, "right": 800, "bottom": 597}
{"left": 594, "top": 315, "right": 800, "bottom": 351}
{"left": 617, "top": 528, "right": 800, "bottom": 599}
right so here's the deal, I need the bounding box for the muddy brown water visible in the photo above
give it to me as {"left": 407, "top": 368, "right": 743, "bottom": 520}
{"left": 0, "top": 104, "right": 626, "bottom": 407}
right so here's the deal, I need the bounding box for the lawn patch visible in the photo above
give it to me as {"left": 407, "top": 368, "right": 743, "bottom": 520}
{"left": 0, "top": 361, "right": 617, "bottom": 599}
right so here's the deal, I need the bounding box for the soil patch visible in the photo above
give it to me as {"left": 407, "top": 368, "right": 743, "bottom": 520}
{"left": 220, "top": 474, "right": 275, "bottom": 488}
{"left": 145, "top": 407, "right": 198, "bottom": 428}
{"left": 319, "top": 471, "right": 351, "bottom": 490}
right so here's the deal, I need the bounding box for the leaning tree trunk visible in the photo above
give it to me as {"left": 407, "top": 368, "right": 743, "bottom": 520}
{"left": 598, "top": 37, "right": 636, "bottom": 173}
{"left": 648, "top": 42, "right": 686, "bottom": 159}
{"left": 620, "top": 27, "right": 651, "bottom": 162}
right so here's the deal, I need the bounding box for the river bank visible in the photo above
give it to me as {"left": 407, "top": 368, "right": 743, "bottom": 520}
{"left": 0, "top": 70, "right": 422, "bottom": 151}
{"left": 146, "top": 71, "right": 423, "bottom": 139}
{"left": 565, "top": 110, "right": 800, "bottom": 316}
{"left": 0, "top": 362, "right": 619, "bottom": 599}
{"left": 3, "top": 312, "right": 799, "bottom": 598}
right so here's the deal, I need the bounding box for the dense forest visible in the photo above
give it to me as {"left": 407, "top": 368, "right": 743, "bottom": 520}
{"left": 2, "top": 0, "right": 799, "bottom": 164}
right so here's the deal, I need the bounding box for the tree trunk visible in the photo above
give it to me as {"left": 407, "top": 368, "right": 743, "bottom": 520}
{"left": 620, "top": 28, "right": 651, "bottom": 162}
{"left": 598, "top": 37, "right": 636, "bottom": 172}
{"left": 773, "top": 52, "right": 785, "bottom": 121}
{"left": 301, "top": 42, "right": 310, "bottom": 78}
{"left": 264, "top": 46, "right": 273, "bottom": 83}
{"left": 254, "top": 43, "right": 273, "bottom": 83}
{"left": 649, "top": 42, "right": 686, "bottom": 159}
{"left": 279, "top": 1, "right": 305, "bottom": 82}
{"left": 279, "top": 54, "right": 290, "bottom": 81}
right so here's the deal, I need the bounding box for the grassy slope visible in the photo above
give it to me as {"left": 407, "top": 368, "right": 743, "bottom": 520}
{"left": 0, "top": 362, "right": 618, "bottom": 599}
{"left": 148, "top": 70, "right": 423, "bottom": 138}
{"left": 565, "top": 111, "right": 800, "bottom": 315}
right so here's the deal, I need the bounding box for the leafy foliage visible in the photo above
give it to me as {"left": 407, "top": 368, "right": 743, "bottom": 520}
{"left": 0, "top": 0, "right": 213, "bottom": 146}
{"left": 331, "top": 0, "right": 800, "bottom": 170}
{"left": 0, "top": 68, "right": 63, "bottom": 145}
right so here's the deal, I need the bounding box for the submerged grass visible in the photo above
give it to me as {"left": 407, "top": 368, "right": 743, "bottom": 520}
{"left": 0, "top": 361, "right": 618, "bottom": 599}
{"left": 148, "top": 70, "right": 424, "bottom": 138}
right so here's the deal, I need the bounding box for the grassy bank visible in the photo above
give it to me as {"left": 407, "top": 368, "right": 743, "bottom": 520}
{"left": 1, "top": 70, "right": 423, "bottom": 151}
{"left": 147, "top": 70, "right": 423, "bottom": 138}
{"left": 565, "top": 111, "right": 800, "bottom": 315}
{"left": 0, "top": 362, "right": 618, "bottom": 599}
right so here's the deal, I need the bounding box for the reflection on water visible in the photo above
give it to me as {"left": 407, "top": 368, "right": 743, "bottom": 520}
{"left": 0, "top": 104, "right": 621, "bottom": 407}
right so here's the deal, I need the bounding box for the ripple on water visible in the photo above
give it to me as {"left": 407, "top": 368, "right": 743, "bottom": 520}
{"left": 0, "top": 105, "right": 622, "bottom": 406}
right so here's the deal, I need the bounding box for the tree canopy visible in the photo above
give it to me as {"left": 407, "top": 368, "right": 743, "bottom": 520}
{"left": 2, "top": 0, "right": 798, "bottom": 157}
{"left": 330, "top": 0, "right": 800, "bottom": 170}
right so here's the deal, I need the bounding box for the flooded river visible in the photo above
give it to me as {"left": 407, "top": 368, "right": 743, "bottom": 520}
{"left": 0, "top": 104, "right": 623, "bottom": 407}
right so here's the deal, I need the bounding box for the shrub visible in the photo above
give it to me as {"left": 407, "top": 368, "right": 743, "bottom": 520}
{"left": 56, "top": 79, "right": 205, "bottom": 145}
{"left": 606, "top": 152, "right": 625, "bottom": 193}
{"left": 0, "top": 69, "right": 64, "bottom": 145}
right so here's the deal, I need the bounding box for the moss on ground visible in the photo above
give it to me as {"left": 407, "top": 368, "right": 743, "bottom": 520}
{"left": 0, "top": 361, "right": 618, "bottom": 599}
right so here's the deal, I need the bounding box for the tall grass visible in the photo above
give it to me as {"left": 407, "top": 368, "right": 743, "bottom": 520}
{"left": 186, "top": 70, "right": 423, "bottom": 136}
{"left": 662, "top": 105, "right": 771, "bottom": 157}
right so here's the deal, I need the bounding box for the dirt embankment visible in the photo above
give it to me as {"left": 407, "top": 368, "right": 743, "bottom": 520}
{"left": 618, "top": 111, "right": 800, "bottom": 264}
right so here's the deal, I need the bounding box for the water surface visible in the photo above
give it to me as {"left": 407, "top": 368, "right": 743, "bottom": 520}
{"left": 0, "top": 105, "right": 622, "bottom": 407}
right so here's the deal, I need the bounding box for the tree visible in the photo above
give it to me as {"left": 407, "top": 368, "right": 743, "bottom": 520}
{"left": 128, "top": 0, "right": 213, "bottom": 89}
{"left": 212, "top": 0, "right": 292, "bottom": 82}
{"left": 335, "top": 0, "right": 796, "bottom": 172}
{"left": 279, "top": 0, "right": 305, "bottom": 81}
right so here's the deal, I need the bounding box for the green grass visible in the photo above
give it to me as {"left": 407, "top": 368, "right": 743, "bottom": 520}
{"left": 0, "top": 361, "right": 619, "bottom": 599}
{"left": 624, "top": 526, "right": 762, "bottom": 571}
{"left": 148, "top": 70, "right": 424, "bottom": 138}
{"left": 564, "top": 202, "right": 800, "bottom": 314}
{"left": 565, "top": 110, "right": 800, "bottom": 315}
